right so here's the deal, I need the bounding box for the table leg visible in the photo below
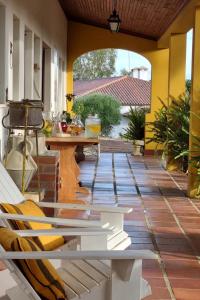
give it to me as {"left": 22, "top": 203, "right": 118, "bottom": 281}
{"left": 50, "top": 144, "right": 77, "bottom": 202}
{"left": 74, "top": 150, "right": 90, "bottom": 195}
{"left": 50, "top": 144, "right": 90, "bottom": 202}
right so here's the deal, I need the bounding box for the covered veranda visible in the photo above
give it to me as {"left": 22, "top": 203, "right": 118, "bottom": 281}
{"left": 0, "top": 1, "right": 200, "bottom": 300}
{"left": 64, "top": 0, "right": 200, "bottom": 197}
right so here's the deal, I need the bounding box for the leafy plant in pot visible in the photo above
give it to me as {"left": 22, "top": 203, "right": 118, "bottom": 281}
{"left": 146, "top": 94, "right": 190, "bottom": 172}
{"left": 121, "top": 107, "right": 147, "bottom": 156}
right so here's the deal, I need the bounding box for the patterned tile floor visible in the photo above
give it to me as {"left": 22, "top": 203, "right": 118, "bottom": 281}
{"left": 78, "top": 153, "right": 200, "bottom": 300}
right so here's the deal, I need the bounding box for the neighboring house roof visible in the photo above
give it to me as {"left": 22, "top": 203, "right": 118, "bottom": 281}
{"left": 74, "top": 76, "right": 151, "bottom": 106}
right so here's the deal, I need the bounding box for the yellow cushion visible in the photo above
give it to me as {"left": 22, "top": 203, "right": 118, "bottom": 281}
{"left": 0, "top": 227, "right": 66, "bottom": 300}
{"left": 0, "top": 200, "right": 64, "bottom": 251}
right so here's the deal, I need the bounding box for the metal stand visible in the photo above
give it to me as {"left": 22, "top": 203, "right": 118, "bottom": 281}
{"left": 2, "top": 101, "right": 44, "bottom": 201}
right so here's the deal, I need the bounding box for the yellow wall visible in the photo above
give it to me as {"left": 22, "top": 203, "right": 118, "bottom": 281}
{"left": 145, "top": 50, "right": 169, "bottom": 150}
{"left": 158, "top": 0, "right": 200, "bottom": 48}
{"left": 188, "top": 7, "right": 200, "bottom": 197}
{"left": 67, "top": 21, "right": 169, "bottom": 149}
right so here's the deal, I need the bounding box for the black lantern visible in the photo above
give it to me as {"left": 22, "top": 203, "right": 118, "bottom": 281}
{"left": 108, "top": 8, "right": 121, "bottom": 33}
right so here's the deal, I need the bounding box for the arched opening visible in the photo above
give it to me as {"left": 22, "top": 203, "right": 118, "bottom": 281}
{"left": 72, "top": 48, "right": 152, "bottom": 153}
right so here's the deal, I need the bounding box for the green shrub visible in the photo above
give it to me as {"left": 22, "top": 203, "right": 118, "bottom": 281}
{"left": 72, "top": 93, "right": 121, "bottom": 135}
{"left": 121, "top": 107, "right": 148, "bottom": 142}
{"left": 147, "top": 94, "right": 190, "bottom": 171}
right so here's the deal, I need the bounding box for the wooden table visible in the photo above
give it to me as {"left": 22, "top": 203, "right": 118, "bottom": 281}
{"left": 46, "top": 136, "right": 99, "bottom": 203}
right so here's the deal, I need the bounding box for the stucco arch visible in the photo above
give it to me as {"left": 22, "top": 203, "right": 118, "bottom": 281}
{"left": 67, "top": 21, "right": 158, "bottom": 68}
{"left": 72, "top": 47, "right": 152, "bottom": 72}
{"left": 67, "top": 21, "right": 169, "bottom": 151}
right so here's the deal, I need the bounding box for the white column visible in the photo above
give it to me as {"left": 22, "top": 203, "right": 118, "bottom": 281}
{"left": 62, "top": 60, "right": 66, "bottom": 111}
{"left": 19, "top": 21, "right": 25, "bottom": 100}
{"left": 13, "top": 17, "right": 25, "bottom": 101}
{"left": 34, "top": 36, "right": 42, "bottom": 100}
{"left": 43, "top": 47, "right": 52, "bottom": 112}
{"left": 0, "top": 5, "right": 6, "bottom": 102}
{"left": 13, "top": 17, "right": 20, "bottom": 100}
{"left": 58, "top": 57, "right": 63, "bottom": 112}
{"left": 24, "top": 29, "right": 34, "bottom": 99}
{"left": 5, "top": 6, "right": 13, "bottom": 100}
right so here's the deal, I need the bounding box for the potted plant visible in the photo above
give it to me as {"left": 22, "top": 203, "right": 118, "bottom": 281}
{"left": 121, "top": 107, "right": 147, "bottom": 156}
{"left": 147, "top": 95, "right": 190, "bottom": 171}
{"left": 146, "top": 100, "right": 169, "bottom": 167}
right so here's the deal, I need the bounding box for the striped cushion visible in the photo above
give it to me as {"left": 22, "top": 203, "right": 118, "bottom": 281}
{"left": 0, "top": 200, "right": 64, "bottom": 251}
{"left": 0, "top": 227, "right": 66, "bottom": 300}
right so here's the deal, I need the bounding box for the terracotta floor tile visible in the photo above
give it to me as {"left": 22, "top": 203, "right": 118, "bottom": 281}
{"left": 157, "top": 244, "right": 194, "bottom": 256}
{"left": 150, "top": 221, "right": 178, "bottom": 227}
{"left": 128, "top": 243, "right": 155, "bottom": 251}
{"left": 160, "top": 252, "right": 197, "bottom": 261}
{"left": 142, "top": 262, "right": 163, "bottom": 278}
{"left": 144, "top": 288, "right": 171, "bottom": 300}
{"left": 144, "top": 277, "right": 167, "bottom": 288}
{"left": 169, "top": 278, "right": 200, "bottom": 289}
{"left": 155, "top": 237, "right": 190, "bottom": 245}
{"left": 128, "top": 231, "right": 151, "bottom": 238}
{"left": 79, "top": 154, "right": 200, "bottom": 300}
{"left": 131, "top": 237, "right": 152, "bottom": 244}
{"left": 152, "top": 227, "right": 182, "bottom": 235}
{"left": 172, "top": 288, "right": 200, "bottom": 300}
{"left": 165, "top": 259, "right": 200, "bottom": 279}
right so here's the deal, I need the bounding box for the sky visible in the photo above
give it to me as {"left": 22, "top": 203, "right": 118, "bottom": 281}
{"left": 115, "top": 30, "right": 193, "bottom": 80}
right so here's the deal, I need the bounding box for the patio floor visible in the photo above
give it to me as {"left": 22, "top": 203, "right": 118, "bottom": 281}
{"left": 78, "top": 153, "right": 200, "bottom": 300}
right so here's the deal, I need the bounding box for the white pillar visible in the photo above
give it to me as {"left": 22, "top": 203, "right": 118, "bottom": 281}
{"left": 13, "top": 17, "right": 25, "bottom": 101}
{"left": 43, "top": 47, "right": 52, "bottom": 112}
{"left": 5, "top": 6, "right": 13, "bottom": 100}
{"left": 24, "top": 29, "right": 34, "bottom": 99}
{"left": 34, "top": 36, "right": 42, "bottom": 100}
{"left": 0, "top": 5, "right": 6, "bottom": 102}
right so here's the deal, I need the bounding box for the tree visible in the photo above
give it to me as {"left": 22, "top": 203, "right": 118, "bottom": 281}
{"left": 72, "top": 93, "right": 121, "bottom": 136}
{"left": 120, "top": 68, "right": 132, "bottom": 76}
{"left": 73, "top": 49, "right": 117, "bottom": 80}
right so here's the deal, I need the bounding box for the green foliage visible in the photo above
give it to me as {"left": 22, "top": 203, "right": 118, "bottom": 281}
{"left": 73, "top": 49, "right": 117, "bottom": 80}
{"left": 188, "top": 112, "right": 200, "bottom": 196}
{"left": 147, "top": 94, "right": 190, "bottom": 171}
{"left": 72, "top": 93, "right": 121, "bottom": 136}
{"left": 121, "top": 107, "right": 148, "bottom": 142}
{"left": 147, "top": 99, "right": 168, "bottom": 147}
{"left": 167, "top": 95, "right": 190, "bottom": 161}
{"left": 186, "top": 79, "right": 192, "bottom": 94}
{"left": 120, "top": 68, "right": 132, "bottom": 76}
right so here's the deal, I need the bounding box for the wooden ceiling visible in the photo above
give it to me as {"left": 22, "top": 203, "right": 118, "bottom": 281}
{"left": 59, "top": 0, "right": 190, "bottom": 40}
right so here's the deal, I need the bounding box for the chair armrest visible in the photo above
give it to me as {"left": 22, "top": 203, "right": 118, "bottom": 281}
{"left": 38, "top": 202, "right": 133, "bottom": 214}
{"left": 0, "top": 250, "right": 158, "bottom": 260}
{"left": 0, "top": 212, "right": 109, "bottom": 228}
{"left": 14, "top": 228, "right": 112, "bottom": 237}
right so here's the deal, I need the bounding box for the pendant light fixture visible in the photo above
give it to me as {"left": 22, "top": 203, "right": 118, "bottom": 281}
{"left": 108, "top": 0, "right": 121, "bottom": 33}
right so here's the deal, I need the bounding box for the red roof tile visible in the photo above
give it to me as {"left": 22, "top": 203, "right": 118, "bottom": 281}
{"left": 74, "top": 76, "right": 151, "bottom": 106}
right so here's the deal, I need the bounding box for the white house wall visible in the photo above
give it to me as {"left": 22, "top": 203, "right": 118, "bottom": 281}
{"left": 0, "top": 0, "right": 67, "bottom": 159}
{"left": 0, "top": 0, "right": 67, "bottom": 110}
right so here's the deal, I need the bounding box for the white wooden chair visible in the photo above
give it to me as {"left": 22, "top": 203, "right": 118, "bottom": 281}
{"left": 0, "top": 161, "right": 132, "bottom": 250}
{"left": 0, "top": 162, "right": 156, "bottom": 300}
{"left": 0, "top": 240, "right": 157, "bottom": 300}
